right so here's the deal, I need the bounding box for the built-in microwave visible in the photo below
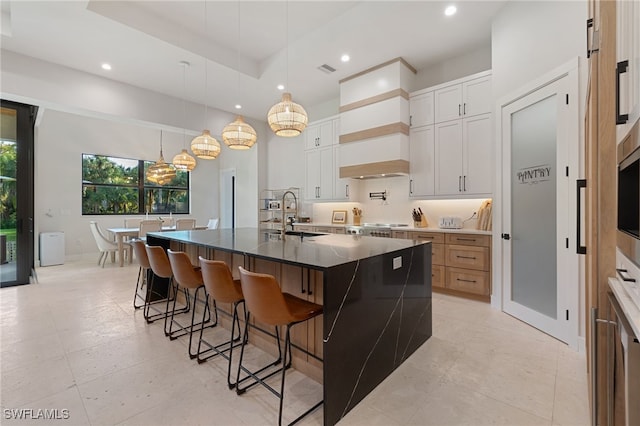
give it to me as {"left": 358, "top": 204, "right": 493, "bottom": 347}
{"left": 618, "top": 119, "right": 640, "bottom": 268}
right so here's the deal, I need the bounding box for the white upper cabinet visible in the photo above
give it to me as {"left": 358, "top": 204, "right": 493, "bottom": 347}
{"left": 305, "top": 119, "right": 335, "bottom": 150}
{"left": 410, "top": 91, "right": 434, "bottom": 127}
{"left": 305, "top": 147, "right": 334, "bottom": 201}
{"left": 434, "top": 73, "right": 492, "bottom": 123}
{"left": 333, "top": 146, "right": 359, "bottom": 201}
{"left": 616, "top": 0, "right": 640, "bottom": 143}
{"left": 409, "top": 125, "right": 435, "bottom": 197}
{"left": 435, "top": 113, "right": 492, "bottom": 197}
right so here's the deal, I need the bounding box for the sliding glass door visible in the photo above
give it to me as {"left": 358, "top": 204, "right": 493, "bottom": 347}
{"left": 1, "top": 100, "right": 36, "bottom": 287}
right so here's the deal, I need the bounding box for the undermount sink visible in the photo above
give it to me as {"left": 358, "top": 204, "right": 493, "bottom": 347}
{"left": 284, "top": 231, "right": 327, "bottom": 238}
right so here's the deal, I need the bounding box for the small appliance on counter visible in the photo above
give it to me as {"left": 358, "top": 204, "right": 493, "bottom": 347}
{"left": 296, "top": 217, "right": 311, "bottom": 223}
{"left": 438, "top": 216, "right": 463, "bottom": 229}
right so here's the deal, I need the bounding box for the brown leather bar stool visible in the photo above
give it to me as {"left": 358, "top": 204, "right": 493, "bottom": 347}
{"left": 130, "top": 239, "right": 150, "bottom": 310}
{"left": 167, "top": 249, "right": 215, "bottom": 358}
{"left": 197, "top": 256, "right": 246, "bottom": 388}
{"left": 144, "top": 244, "right": 189, "bottom": 324}
{"left": 236, "top": 266, "right": 323, "bottom": 426}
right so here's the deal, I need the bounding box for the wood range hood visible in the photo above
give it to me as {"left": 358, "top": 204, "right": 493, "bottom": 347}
{"left": 339, "top": 159, "right": 410, "bottom": 179}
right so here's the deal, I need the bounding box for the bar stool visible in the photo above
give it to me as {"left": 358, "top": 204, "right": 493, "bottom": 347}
{"left": 197, "top": 256, "right": 246, "bottom": 388}
{"left": 167, "top": 249, "right": 215, "bottom": 358}
{"left": 144, "top": 244, "right": 189, "bottom": 324}
{"left": 130, "top": 240, "right": 150, "bottom": 310}
{"left": 236, "top": 266, "right": 323, "bottom": 426}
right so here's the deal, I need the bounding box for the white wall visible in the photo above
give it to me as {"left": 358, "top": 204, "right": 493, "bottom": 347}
{"left": 491, "top": 0, "right": 587, "bottom": 345}
{"left": 412, "top": 44, "right": 492, "bottom": 92}
{"left": 35, "top": 109, "right": 220, "bottom": 259}
{"left": 2, "top": 50, "right": 261, "bottom": 261}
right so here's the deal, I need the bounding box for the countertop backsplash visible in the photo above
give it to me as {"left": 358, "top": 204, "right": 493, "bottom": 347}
{"left": 310, "top": 177, "right": 490, "bottom": 230}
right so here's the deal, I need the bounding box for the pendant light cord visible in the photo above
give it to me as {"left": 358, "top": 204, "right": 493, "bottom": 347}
{"left": 204, "top": 0, "right": 208, "bottom": 127}
{"left": 182, "top": 63, "right": 187, "bottom": 148}
{"left": 285, "top": 0, "right": 289, "bottom": 91}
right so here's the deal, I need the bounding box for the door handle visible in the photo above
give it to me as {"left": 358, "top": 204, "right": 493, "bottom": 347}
{"left": 616, "top": 60, "right": 629, "bottom": 125}
{"left": 501, "top": 233, "right": 510, "bottom": 240}
{"left": 576, "top": 179, "right": 587, "bottom": 254}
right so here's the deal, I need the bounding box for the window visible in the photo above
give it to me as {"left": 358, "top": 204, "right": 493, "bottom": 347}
{"left": 82, "top": 154, "right": 189, "bottom": 215}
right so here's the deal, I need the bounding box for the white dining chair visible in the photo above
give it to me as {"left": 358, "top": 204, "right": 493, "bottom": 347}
{"left": 89, "top": 221, "right": 131, "bottom": 267}
{"left": 175, "top": 218, "right": 196, "bottom": 230}
{"left": 124, "top": 218, "right": 143, "bottom": 229}
{"left": 207, "top": 218, "right": 219, "bottom": 229}
{"left": 139, "top": 220, "right": 162, "bottom": 240}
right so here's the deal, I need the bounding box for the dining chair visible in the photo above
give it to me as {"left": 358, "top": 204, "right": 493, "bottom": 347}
{"left": 175, "top": 218, "right": 196, "bottom": 230}
{"left": 89, "top": 221, "right": 131, "bottom": 267}
{"left": 124, "top": 218, "right": 143, "bottom": 229}
{"left": 139, "top": 220, "right": 162, "bottom": 240}
{"left": 160, "top": 216, "right": 175, "bottom": 228}
{"left": 207, "top": 218, "right": 219, "bottom": 229}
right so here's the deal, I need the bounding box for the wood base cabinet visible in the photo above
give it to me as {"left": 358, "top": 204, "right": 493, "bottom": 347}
{"left": 406, "top": 231, "right": 491, "bottom": 301}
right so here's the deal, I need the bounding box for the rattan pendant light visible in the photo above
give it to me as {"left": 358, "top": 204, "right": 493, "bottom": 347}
{"left": 147, "top": 131, "right": 176, "bottom": 185}
{"left": 267, "top": 1, "right": 307, "bottom": 137}
{"left": 222, "top": 115, "right": 257, "bottom": 149}
{"left": 222, "top": 2, "right": 257, "bottom": 149}
{"left": 173, "top": 61, "right": 197, "bottom": 171}
{"left": 191, "top": 1, "right": 221, "bottom": 159}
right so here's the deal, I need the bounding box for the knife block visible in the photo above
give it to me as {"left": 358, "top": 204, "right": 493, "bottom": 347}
{"left": 414, "top": 216, "right": 428, "bottom": 228}
{"left": 353, "top": 216, "right": 361, "bottom": 226}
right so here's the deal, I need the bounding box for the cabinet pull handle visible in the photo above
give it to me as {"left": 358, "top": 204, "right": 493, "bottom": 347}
{"left": 409, "top": 179, "right": 413, "bottom": 194}
{"left": 616, "top": 60, "right": 629, "bottom": 125}
{"left": 586, "top": 18, "right": 596, "bottom": 58}
{"left": 457, "top": 278, "right": 477, "bottom": 283}
{"left": 458, "top": 176, "right": 462, "bottom": 192}
{"left": 409, "top": 115, "right": 412, "bottom": 127}
{"left": 417, "top": 235, "right": 433, "bottom": 239}
{"left": 456, "top": 238, "right": 476, "bottom": 242}
{"left": 463, "top": 103, "right": 466, "bottom": 115}
{"left": 463, "top": 175, "right": 467, "bottom": 191}
{"left": 458, "top": 104, "right": 461, "bottom": 116}
{"left": 345, "top": 184, "right": 349, "bottom": 198}
{"left": 617, "top": 268, "right": 637, "bottom": 283}
{"left": 456, "top": 255, "right": 477, "bottom": 260}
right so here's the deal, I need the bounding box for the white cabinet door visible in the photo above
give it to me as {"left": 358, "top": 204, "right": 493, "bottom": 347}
{"left": 305, "top": 147, "right": 335, "bottom": 200}
{"left": 462, "top": 76, "right": 492, "bottom": 117}
{"left": 409, "top": 125, "right": 435, "bottom": 197}
{"left": 462, "top": 113, "right": 493, "bottom": 194}
{"left": 305, "top": 150, "right": 321, "bottom": 200}
{"left": 333, "top": 146, "right": 352, "bottom": 201}
{"left": 435, "top": 120, "right": 463, "bottom": 195}
{"left": 616, "top": 0, "right": 640, "bottom": 144}
{"left": 434, "top": 84, "right": 462, "bottom": 123}
{"left": 318, "top": 147, "right": 334, "bottom": 200}
{"left": 410, "top": 91, "right": 434, "bottom": 127}
{"left": 305, "top": 124, "right": 321, "bottom": 150}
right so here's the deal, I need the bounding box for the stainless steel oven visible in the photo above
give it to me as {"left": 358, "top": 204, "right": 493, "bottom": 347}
{"left": 618, "top": 119, "right": 640, "bottom": 268}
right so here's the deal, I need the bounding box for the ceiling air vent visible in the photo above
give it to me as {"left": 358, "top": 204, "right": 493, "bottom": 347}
{"left": 317, "top": 64, "right": 336, "bottom": 74}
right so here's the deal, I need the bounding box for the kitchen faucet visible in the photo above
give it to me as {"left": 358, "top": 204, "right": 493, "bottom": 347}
{"left": 281, "top": 190, "right": 298, "bottom": 239}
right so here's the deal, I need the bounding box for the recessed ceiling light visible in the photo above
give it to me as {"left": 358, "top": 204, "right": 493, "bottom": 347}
{"left": 277, "top": 84, "right": 285, "bottom": 90}
{"left": 235, "top": 104, "right": 242, "bottom": 110}
{"left": 101, "top": 63, "right": 112, "bottom": 71}
{"left": 341, "top": 54, "right": 350, "bottom": 63}
{"left": 444, "top": 5, "right": 457, "bottom": 16}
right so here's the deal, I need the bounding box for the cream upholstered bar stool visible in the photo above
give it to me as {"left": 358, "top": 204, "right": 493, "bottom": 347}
{"left": 197, "top": 257, "right": 246, "bottom": 388}
{"left": 130, "top": 240, "right": 150, "bottom": 310}
{"left": 144, "top": 244, "right": 189, "bottom": 324}
{"left": 236, "top": 267, "right": 323, "bottom": 426}
{"left": 167, "top": 249, "right": 215, "bottom": 358}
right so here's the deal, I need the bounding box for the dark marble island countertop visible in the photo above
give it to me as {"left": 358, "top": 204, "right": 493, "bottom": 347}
{"left": 147, "top": 227, "right": 429, "bottom": 269}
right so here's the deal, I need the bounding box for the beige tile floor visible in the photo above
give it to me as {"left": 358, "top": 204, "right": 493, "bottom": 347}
{"left": 0, "top": 257, "right": 590, "bottom": 425}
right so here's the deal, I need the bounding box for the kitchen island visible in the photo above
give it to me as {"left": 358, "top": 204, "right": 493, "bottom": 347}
{"left": 147, "top": 228, "right": 432, "bottom": 426}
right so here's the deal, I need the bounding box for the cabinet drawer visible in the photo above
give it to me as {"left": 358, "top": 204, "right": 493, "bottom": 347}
{"left": 314, "top": 227, "right": 334, "bottom": 233}
{"left": 295, "top": 225, "right": 315, "bottom": 232}
{"left": 392, "top": 231, "right": 408, "bottom": 239}
{"left": 432, "top": 243, "right": 444, "bottom": 265}
{"left": 410, "top": 231, "right": 444, "bottom": 244}
{"left": 446, "top": 267, "right": 490, "bottom": 295}
{"left": 432, "top": 265, "right": 445, "bottom": 288}
{"left": 445, "top": 245, "right": 489, "bottom": 271}
{"left": 332, "top": 227, "right": 346, "bottom": 234}
{"left": 445, "top": 233, "right": 490, "bottom": 247}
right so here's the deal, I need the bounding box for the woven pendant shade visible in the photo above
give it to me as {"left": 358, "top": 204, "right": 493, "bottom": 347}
{"left": 267, "top": 92, "right": 308, "bottom": 137}
{"left": 172, "top": 149, "right": 196, "bottom": 171}
{"left": 222, "top": 115, "right": 257, "bottom": 150}
{"left": 146, "top": 154, "right": 176, "bottom": 186}
{"left": 191, "top": 129, "right": 221, "bottom": 159}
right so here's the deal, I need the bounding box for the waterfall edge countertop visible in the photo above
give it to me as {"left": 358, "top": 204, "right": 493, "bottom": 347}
{"left": 147, "top": 227, "right": 428, "bottom": 269}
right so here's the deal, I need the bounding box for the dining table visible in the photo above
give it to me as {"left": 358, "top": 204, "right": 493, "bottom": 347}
{"left": 106, "top": 225, "right": 208, "bottom": 267}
